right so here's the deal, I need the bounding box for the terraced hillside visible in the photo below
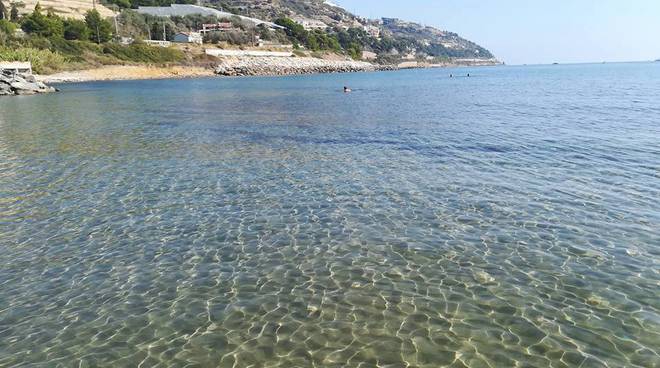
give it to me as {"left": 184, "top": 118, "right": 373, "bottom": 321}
{"left": 9, "top": 0, "right": 116, "bottom": 20}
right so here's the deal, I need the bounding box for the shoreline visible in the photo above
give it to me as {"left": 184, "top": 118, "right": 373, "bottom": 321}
{"left": 37, "top": 65, "right": 216, "bottom": 84}
{"left": 36, "top": 58, "right": 498, "bottom": 84}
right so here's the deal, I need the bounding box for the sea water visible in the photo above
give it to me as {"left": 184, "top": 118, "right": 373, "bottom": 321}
{"left": 1, "top": 63, "right": 659, "bottom": 367}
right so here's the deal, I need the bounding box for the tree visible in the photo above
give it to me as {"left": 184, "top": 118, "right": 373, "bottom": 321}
{"left": 85, "top": 9, "right": 112, "bottom": 43}
{"left": 257, "top": 24, "right": 271, "bottom": 41}
{"left": 147, "top": 18, "right": 174, "bottom": 41}
{"left": 347, "top": 42, "right": 362, "bottom": 60}
{"left": 21, "top": 4, "right": 64, "bottom": 38}
{"left": 275, "top": 17, "right": 306, "bottom": 42}
{"left": 10, "top": 4, "right": 19, "bottom": 22}
{"left": 116, "top": 9, "right": 149, "bottom": 40}
{"left": 0, "top": 0, "right": 7, "bottom": 21}
{"left": 63, "top": 19, "right": 90, "bottom": 40}
{"left": 106, "top": 0, "right": 131, "bottom": 8}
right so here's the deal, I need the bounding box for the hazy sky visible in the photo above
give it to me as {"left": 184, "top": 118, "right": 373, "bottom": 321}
{"left": 333, "top": 0, "right": 660, "bottom": 65}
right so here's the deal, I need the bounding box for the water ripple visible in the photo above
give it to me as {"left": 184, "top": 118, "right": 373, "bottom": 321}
{"left": 0, "top": 63, "right": 659, "bottom": 367}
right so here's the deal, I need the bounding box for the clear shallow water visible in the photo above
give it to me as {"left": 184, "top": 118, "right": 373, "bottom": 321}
{"left": 0, "top": 63, "right": 659, "bottom": 368}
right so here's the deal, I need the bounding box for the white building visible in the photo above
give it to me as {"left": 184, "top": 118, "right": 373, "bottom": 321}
{"left": 144, "top": 40, "right": 172, "bottom": 47}
{"left": 173, "top": 32, "right": 203, "bottom": 45}
{"left": 291, "top": 16, "right": 328, "bottom": 30}
{"left": 364, "top": 25, "right": 381, "bottom": 38}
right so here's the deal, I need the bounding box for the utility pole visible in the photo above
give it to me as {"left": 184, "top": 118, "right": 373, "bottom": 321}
{"left": 162, "top": 22, "right": 166, "bottom": 41}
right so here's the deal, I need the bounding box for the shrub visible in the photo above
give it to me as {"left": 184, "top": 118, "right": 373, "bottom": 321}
{"left": 25, "top": 36, "right": 52, "bottom": 49}
{"left": 0, "top": 46, "right": 67, "bottom": 73}
{"left": 0, "top": 19, "right": 14, "bottom": 45}
{"left": 347, "top": 42, "right": 362, "bottom": 60}
{"left": 204, "top": 30, "right": 249, "bottom": 45}
{"left": 48, "top": 38, "right": 102, "bottom": 61}
{"left": 0, "top": 19, "right": 16, "bottom": 34}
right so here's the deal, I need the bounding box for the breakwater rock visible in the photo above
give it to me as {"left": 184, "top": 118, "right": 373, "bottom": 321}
{"left": 1, "top": 70, "right": 57, "bottom": 96}
{"left": 214, "top": 57, "right": 378, "bottom": 77}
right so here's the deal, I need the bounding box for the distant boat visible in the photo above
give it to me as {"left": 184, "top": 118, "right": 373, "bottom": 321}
{"left": 552, "top": 62, "right": 559, "bottom": 65}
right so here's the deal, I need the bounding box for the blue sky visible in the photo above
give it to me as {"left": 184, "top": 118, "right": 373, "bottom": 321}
{"left": 333, "top": 0, "right": 660, "bottom": 65}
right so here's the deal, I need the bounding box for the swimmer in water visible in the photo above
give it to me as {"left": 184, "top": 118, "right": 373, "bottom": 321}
{"left": 344, "top": 86, "right": 352, "bottom": 93}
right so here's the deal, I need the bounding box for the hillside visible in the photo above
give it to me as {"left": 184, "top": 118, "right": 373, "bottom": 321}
{"left": 8, "top": 0, "right": 116, "bottom": 20}
{"left": 1, "top": 0, "right": 497, "bottom": 76}
{"left": 213, "top": 0, "right": 360, "bottom": 26}
{"left": 210, "top": 0, "right": 496, "bottom": 61}
{"left": 5, "top": 0, "right": 495, "bottom": 62}
{"left": 379, "top": 18, "right": 494, "bottom": 59}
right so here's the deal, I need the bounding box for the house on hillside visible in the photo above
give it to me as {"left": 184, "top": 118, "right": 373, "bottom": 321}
{"left": 291, "top": 16, "right": 328, "bottom": 30}
{"left": 173, "top": 32, "right": 203, "bottom": 45}
{"left": 364, "top": 25, "right": 381, "bottom": 38}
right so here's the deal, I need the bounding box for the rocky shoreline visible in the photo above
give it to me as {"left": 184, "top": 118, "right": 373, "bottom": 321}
{"left": 214, "top": 56, "right": 386, "bottom": 77}
{"left": 1, "top": 70, "right": 57, "bottom": 96}
{"left": 38, "top": 65, "right": 215, "bottom": 84}
{"left": 34, "top": 56, "right": 495, "bottom": 85}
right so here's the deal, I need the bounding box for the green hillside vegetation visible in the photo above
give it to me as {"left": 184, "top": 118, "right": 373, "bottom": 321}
{"left": 100, "top": 0, "right": 495, "bottom": 61}
{"left": 216, "top": 0, "right": 495, "bottom": 61}
{"left": 0, "top": 2, "right": 186, "bottom": 73}
{"left": 0, "top": 1, "right": 373, "bottom": 74}
{"left": 0, "top": 0, "right": 496, "bottom": 74}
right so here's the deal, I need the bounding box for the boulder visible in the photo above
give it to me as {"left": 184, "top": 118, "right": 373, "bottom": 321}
{"left": 0, "top": 71, "right": 57, "bottom": 96}
{"left": 10, "top": 80, "right": 38, "bottom": 91}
